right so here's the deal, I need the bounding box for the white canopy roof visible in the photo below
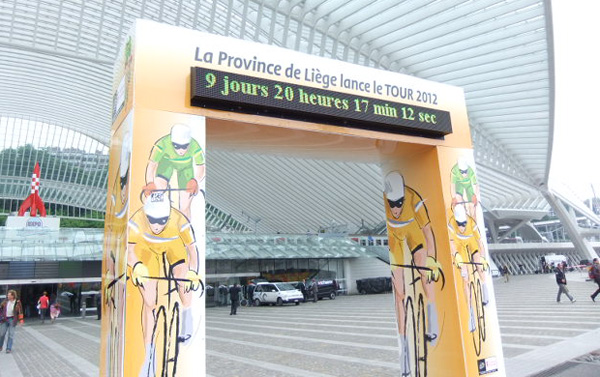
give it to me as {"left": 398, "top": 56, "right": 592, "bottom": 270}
{"left": 0, "top": 0, "right": 555, "bottom": 233}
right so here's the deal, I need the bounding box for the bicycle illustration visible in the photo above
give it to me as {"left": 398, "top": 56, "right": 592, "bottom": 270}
{"left": 139, "top": 254, "right": 205, "bottom": 377}
{"left": 391, "top": 259, "right": 445, "bottom": 377}
{"left": 383, "top": 171, "right": 444, "bottom": 377}
{"left": 127, "top": 191, "right": 203, "bottom": 377}
{"left": 104, "top": 266, "right": 127, "bottom": 376}
{"left": 456, "top": 246, "right": 488, "bottom": 356}
{"left": 448, "top": 203, "right": 490, "bottom": 357}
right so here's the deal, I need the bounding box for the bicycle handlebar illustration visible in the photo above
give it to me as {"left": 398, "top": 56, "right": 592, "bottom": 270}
{"left": 140, "top": 187, "right": 206, "bottom": 202}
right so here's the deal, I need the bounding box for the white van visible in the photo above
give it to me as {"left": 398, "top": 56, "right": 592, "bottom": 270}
{"left": 253, "top": 282, "right": 304, "bottom": 306}
{"left": 544, "top": 254, "right": 567, "bottom": 267}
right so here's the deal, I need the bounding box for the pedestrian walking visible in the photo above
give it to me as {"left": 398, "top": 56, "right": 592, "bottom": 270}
{"left": 0, "top": 290, "right": 24, "bottom": 353}
{"left": 50, "top": 300, "right": 61, "bottom": 324}
{"left": 38, "top": 291, "right": 50, "bottom": 323}
{"left": 298, "top": 279, "right": 307, "bottom": 302}
{"left": 311, "top": 279, "right": 319, "bottom": 303}
{"left": 229, "top": 284, "right": 241, "bottom": 315}
{"left": 69, "top": 293, "right": 77, "bottom": 313}
{"left": 502, "top": 266, "right": 510, "bottom": 283}
{"left": 96, "top": 293, "right": 101, "bottom": 320}
{"left": 219, "top": 284, "right": 228, "bottom": 306}
{"left": 247, "top": 283, "right": 256, "bottom": 306}
{"left": 555, "top": 263, "right": 576, "bottom": 303}
{"left": 590, "top": 258, "right": 600, "bottom": 302}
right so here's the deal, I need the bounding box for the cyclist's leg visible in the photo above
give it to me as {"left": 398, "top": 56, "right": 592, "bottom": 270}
{"left": 391, "top": 267, "right": 406, "bottom": 336}
{"left": 172, "top": 261, "right": 191, "bottom": 307}
{"left": 471, "top": 250, "right": 489, "bottom": 304}
{"left": 457, "top": 187, "right": 466, "bottom": 199}
{"left": 170, "top": 255, "right": 194, "bottom": 343}
{"left": 138, "top": 279, "right": 158, "bottom": 377}
{"left": 392, "top": 267, "right": 410, "bottom": 376}
{"left": 137, "top": 254, "right": 159, "bottom": 377}
{"left": 458, "top": 258, "right": 475, "bottom": 332}
{"left": 154, "top": 160, "right": 173, "bottom": 190}
{"left": 413, "top": 246, "right": 439, "bottom": 344}
{"left": 465, "top": 185, "right": 477, "bottom": 218}
{"left": 177, "top": 167, "right": 194, "bottom": 220}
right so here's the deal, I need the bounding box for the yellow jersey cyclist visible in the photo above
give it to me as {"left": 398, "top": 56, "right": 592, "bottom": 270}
{"left": 384, "top": 171, "right": 442, "bottom": 375}
{"left": 127, "top": 193, "right": 201, "bottom": 377}
{"left": 448, "top": 204, "right": 490, "bottom": 332}
{"left": 143, "top": 124, "right": 205, "bottom": 220}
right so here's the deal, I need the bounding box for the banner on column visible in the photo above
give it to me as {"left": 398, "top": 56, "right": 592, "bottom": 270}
{"left": 126, "top": 109, "right": 206, "bottom": 377}
{"left": 381, "top": 146, "right": 505, "bottom": 377}
{"left": 101, "top": 111, "right": 133, "bottom": 377}
{"left": 441, "top": 148, "right": 505, "bottom": 376}
{"left": 102, "top": 108, "right": 207, "bottom": 377}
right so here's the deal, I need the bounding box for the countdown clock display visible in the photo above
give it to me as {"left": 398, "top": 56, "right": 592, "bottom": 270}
{"left": 191, "top": 67, "right": 452, "bottom": 138}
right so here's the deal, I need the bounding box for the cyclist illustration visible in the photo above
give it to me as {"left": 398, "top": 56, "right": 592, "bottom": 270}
{"left": 143, "top": 124, "right": 205, "bottom": 220}
{"left": 450, "top": 157, "right": 480, "bottom": 218}
{"left": 103, "top": 129, "right": 132, "bottom": 376}
{"left": 384, "top": 171, "right": 442, "bottom": 376}
{"left": 448, "top": 203, "right": 490, "bottom": 354}
{"left": 127, "top": 192, "right": 202, "bottom": 377}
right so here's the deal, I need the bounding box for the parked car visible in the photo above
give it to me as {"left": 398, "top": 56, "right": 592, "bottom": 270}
{"left": 306, "top": 279, "right": 339, "bottom": 300}
{"left": 579, "top": 259, "right": 592, "bottom": 267}
{"left": 356, "top": 277, "right": 392, "bottom": 294}
{"left": 253, "top": 282, "right": 304, "bottom": 306}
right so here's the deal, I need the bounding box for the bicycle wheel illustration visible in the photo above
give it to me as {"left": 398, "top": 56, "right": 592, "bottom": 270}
{"left": 405, "top": 296, "right": 417, "bottom": 376}
{"left": 469, "top": 280, "right": 482, "bottom": 356}
{"left": 476, "top": 279, "right": 486, "bottom": 342}
{"left": 153, "top": 303, "right": 181, "bottom": 377}
{"left": 405, "top": 294, "right": 428, "bottom": 377}
{"left": 416, "top": 293, "right": 428, "bottom": 376}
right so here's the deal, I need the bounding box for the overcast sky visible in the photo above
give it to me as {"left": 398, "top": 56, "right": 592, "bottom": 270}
{"left": 549, "top": 1, "right": 600, "bottom": 201}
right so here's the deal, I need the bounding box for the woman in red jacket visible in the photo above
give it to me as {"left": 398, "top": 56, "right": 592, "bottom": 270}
{"left": 0, "top": 290, "right": 24, "bottom": 353}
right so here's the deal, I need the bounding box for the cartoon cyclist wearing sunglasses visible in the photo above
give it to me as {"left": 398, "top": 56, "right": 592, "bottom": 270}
{"left": 448, "top": 204, "right": 490, "bottom": 332}
{"left": 384, "top": 171, "right": 442, "bottom": 374}
{"left": 450, "top": 157, "right": 479, "bottom": 218}
{"left": 143, "top": 124, "right": 205, "bottom": 220}
{"left": 127, "top": 192, "right": 201, "bottom": 376}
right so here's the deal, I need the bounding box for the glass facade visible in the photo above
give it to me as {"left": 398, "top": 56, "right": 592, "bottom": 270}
{"left": 0, "top": 281, "right": 101, "bottom": 318}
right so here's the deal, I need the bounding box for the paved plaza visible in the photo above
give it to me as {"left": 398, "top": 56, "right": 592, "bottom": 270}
{"left": 1, "top": 273, "right": 599, "bottom": 376}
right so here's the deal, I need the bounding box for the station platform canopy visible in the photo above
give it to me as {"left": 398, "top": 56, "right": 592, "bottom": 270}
{"left": 0, "top": 1, "right": 558, "bottom": 234}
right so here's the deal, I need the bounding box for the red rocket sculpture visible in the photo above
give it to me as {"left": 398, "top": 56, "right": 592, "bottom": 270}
{"left": 18, "top": 162, "right": 47, "bottom": 217}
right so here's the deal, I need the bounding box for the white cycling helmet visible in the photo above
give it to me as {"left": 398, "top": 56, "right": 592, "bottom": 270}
{"left": 119, "top": 131, "right": 132, "bottom": 178}
{"left": 384, "top": 171, "right": 405, "bottom": 201}
{"left": 143, "top": 192, "right": 171, "bottom": 219}
{"left": 170, "top": 123, "right": 192, "bottom": 145}
{"left": 457, "top": 157, "right": 469, "bottom": 171}
{"left": 454, "top": 204, "right": 467, "bottom": 224}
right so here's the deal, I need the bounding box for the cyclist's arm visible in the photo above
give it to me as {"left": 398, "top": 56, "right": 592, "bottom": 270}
{"left": 186, "top": 242, "right": 199, "bottom": 273}
{"left": 145, "top": 160, "right": 158, "bottom": 184}
{"left": 422, "top": 223, "right": 436, "bottom": 258}
{"left": 194, "top": 164, "right": 205, "bottom": 185}
{"left": 127, "top": 243, "right": 139, "bottom": 268}
{"left": 477, "top": 237, "right": 487, "bottom": 259}
{"left": 448, "top": 237, "right": 457, "bottom": 255}
{"left": 474, "top": 182, "right": 480, "bottom": 204}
